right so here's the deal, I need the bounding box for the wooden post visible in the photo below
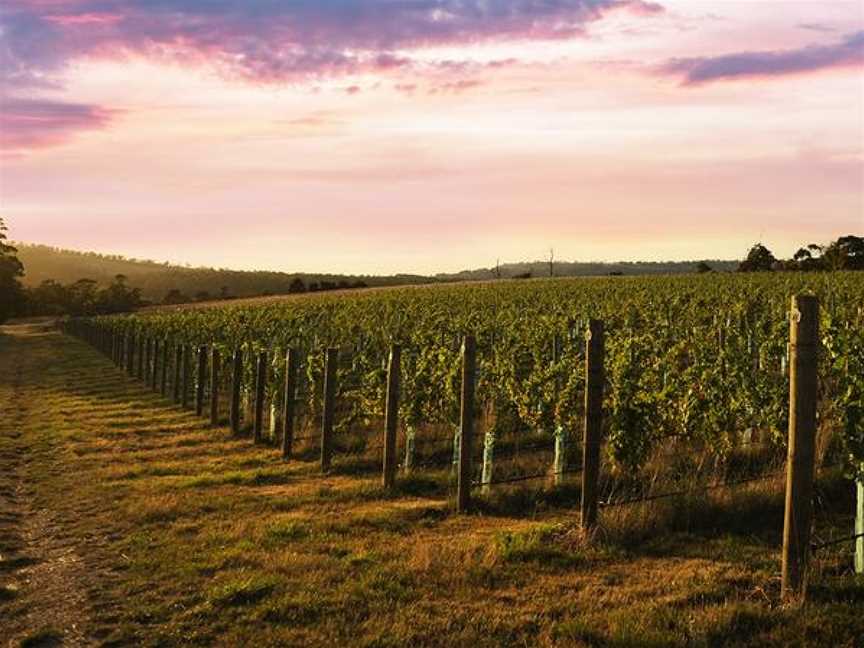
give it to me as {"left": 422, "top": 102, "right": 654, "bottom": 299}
{"left": 143, "top": 338, "right": 151, "bottom": 384}
{"left": 321, "top": 348, "right": 338, "bottom": 472}
{"left": 382, "top": 344, "right": 401, "bottom": 489}
{"left": 196, "top": 345, "right": 207, "bottom": 417}
{"left": 137, "top": 336, "right": 145, "bottom": 379}
{"left": 173, "top": 344, "right": 182, "bottom": 403}
{"left": 160, "top": 340, "right": 169, "bottom": 396}
{"left": 581, "top": 319, "right": 605, "bottom": 533}
{"left": 281, "top": 348, "right": 298, "bottom": 459}
{"left": 210, "top": 348, "right": 221, "bottom": 426}
{"left": 230, "top": 349, "right": 243, "bottom": 434}
{"left": 856, "top": 479, "right": 863, "bottom": 575}
{"left": 150, "top": 339, "right": 159, "bottom": 390}
{"left": 254, "top": 351, "right": 267, "bottom": 443}
{"left": 126, "top": 334, "right": 135, "bottom": 375}
{"left": 456, "top": 335, "right": 477, "bottom": 513}
{"left": 181, "top": 345, "right": 190, "bottom": 409}
{"left": 781, "top": 295, "right": 819, "bottom": 600}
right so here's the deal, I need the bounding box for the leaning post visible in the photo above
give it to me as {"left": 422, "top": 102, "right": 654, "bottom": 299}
{"left": 456, "top": 336, "right": 477, "bottom": 513}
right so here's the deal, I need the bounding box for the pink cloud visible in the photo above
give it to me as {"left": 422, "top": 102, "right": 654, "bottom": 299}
{"left": 0, "top": 97, "right": 117, "bottom": 154}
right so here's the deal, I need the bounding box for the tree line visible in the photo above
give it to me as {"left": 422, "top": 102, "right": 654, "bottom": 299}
{"left": 0, "top": 215, "right": 861, "bottom": 324}
{"left": 738, "top": 236, "right": 864, "bottom": 273}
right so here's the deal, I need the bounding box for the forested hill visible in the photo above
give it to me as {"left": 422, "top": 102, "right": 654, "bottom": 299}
{"left": 15, "top": 244, "right": 432, "bottom": 302}
{"left": 437, "top": 259, "right": 739, "bottom": 281}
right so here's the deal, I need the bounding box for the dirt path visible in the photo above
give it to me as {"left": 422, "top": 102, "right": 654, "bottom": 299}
{"left": 0, "top": 324, "right": 96, "bottom": 646}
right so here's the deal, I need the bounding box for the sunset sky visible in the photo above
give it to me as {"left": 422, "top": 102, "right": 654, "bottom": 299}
{"left": 1, "top": 0, "right": 862, "bottom": 275}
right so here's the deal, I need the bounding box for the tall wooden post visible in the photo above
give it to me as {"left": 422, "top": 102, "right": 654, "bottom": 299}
{"left": 173, "top": 344, "right": 182, "bottom": 403}
{"left": 150, "top": 339, "right": 159, "bottom": 390}
{"left": 321, "top": 348, "right": 338, "bottom": 472}
{"left": 181, "top": 345, "right": 190, "bottom": 409}
{"left": 254, "top": 351, "right": 267, "bottom": 443}
{"left": 456, "top": 336, "right": 477, "bottom": 513}
{"left": 281, "top": 348, "right": 298, "bottom": 459}
{"left": 195, "top": 345, "right": 207, "bottom": 417}
{"left": 581, "top": 319, "right": 605, "bottom": 533}
{"left": 230, "top": 349, "right": 243, "bottom": 434}
{"left": 210, "top": 348, "right": 221, "bottom": 426}
{"left": 781, "top": 295, "right": 819, "bottom": 600}
{"left": 126, "top": 334, "right": 135, "bottom": 375}
{"left": 160, "top": 340, "right": 169, "bottom": 396}
{"left": 856, "top": 480, "right": 863, "bottom": 575}
{"left": 143, "top": 338, "right": 151, "bottom": 384}
{"left": 135, "top": 335, "right": 145, "bottom": 380}
{"left": 382, "top": 344, "right": 402, "bottom": 489}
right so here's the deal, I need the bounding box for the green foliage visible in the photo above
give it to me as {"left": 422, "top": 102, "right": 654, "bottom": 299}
{"left": 83, "top": 272, "right": 864, "bottom": 474}
{"left": 0, "top": 217, "right": 25, "bottom": 323}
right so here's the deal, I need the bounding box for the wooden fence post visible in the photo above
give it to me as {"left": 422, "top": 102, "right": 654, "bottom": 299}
{"left": 126, "top": 334, "right": 135, "bottom": 375}
{"left": 135, "top": 335, "right": 143, "bottom": 379}
{"left": 196, "top": 345, "right": 207, "bottom": 417}
{"left": 230, "top": 349, "right": 243, "bottom": 434}
{"left": 781, "top": 295, "right": 819, "bottom": 600}
{"left": 281, "top": 348, "right": 298, "bottom": 459}
{"left": 856, "top": 479, "right": 863, "bottom": 575}
{"left": 181, "top": 345, "right": 190, "bottom": 409}
{"left": 254, "top": 351, "right": 267, "bottom": 443}
{"left": 173, "top": 344, "right": 182, "bottom": 403}
{"left": 382, "top": 344, "right": 401, "bottom": 489}
{"left": 321, "top": 348, "right": 338, "bottom": 472}
{"left": 150, "top": 339, "right": 159, "bottom": 390}
{"left": 457, "top": 335, "right": 477, "bottom": 513}
{"left": 160, "top": 340, "right": 169, "bottom": 396}
{"left": 210, "top": 348, "right": 221, "bottom": 426}
{"left": 143, "top": 338, "right": 151, "bottom": 384}
{"left": 581, "top": 319, "right": 605, "bottom": 533}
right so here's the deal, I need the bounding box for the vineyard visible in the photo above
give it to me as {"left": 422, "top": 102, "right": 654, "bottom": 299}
{"left": 65, "top": 272, "right": 864, "bottom": 595}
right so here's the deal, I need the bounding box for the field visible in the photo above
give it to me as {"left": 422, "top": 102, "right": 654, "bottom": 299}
{"left": 2, "top": 273, "right": 864, "bottom": 646}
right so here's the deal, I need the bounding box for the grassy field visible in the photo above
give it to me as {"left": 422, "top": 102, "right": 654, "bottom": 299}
{"left": 1, "top": 323, "right": 862, "bottom": 647}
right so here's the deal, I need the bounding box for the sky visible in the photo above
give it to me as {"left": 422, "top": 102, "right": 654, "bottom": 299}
{"left": 1, "top": 0, "right": 863, "bottom": 275}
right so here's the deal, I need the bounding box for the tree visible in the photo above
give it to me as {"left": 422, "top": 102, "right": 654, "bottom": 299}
{"left": 695, "top": 261, "right": 713, "bottom": 274}
{"left": 162, "top": 288, "right": 188, "bottom": 305}
{"left": 0, "top": 217, "right": 25, "bottom": 323}
{"left": 824, "top": 235, "right": 864, "bottom": 271}
{"left": 288, "top": 278, "right": 306, "bottom": 294}
{"left": 738, "top": 243, "right": 776, "bottom": 272}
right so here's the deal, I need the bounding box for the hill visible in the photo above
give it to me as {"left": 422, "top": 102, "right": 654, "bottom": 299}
{"left": 14, "top": 243, "right": 433, "bottom": 302}
{"left": 437, "top": 259, "right": 739, "bottom": 281}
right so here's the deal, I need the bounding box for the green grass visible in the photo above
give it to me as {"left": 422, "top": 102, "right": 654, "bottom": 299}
{"left": 0, "top": 323, "right": 861, "bottom": 647}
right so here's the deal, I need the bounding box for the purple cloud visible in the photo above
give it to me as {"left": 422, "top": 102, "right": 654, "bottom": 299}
{"left": 663, "top": 31, "right": 864, "bottom": 85}
{"left": 1, "top": 0, "right": 663, "bottom": 87}
{"left": 0, "top": 97, "right": 116, "bottom": 153}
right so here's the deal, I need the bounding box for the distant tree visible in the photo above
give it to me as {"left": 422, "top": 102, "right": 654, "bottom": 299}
{"left": 512, "top": 272, "right": 532, "bottom": 280}
{"left": 351, "top": 280, "right": 368, "bottom": 289}
{"left": 738, "top": 243, "right": 776, "bottom": 272}
{"left": 823, "top": 235, "right": 864, "bottom": 271}
{"left": 308, "top": 282, "right": 320, "bottom": 292}
{"left": 608, "top": 271, "right": 624, "bottom": 277}
{"left": 97, "top": 275, "right": 144, "bottom": 313}
{"left": 695, "top": 261, "right": 713, "bottom": 274}
{"left": 494, "top": 259, "right": 501, "bottom": 280}
{"left": 194, "top": 291, "right": 211, "bottom": 302}
{"left": 162, "top": 288, "right": 188, "bottom": 305}
{"left": 219, "top": 286, "right": 231, "bottom": 300}
{"left": 68, "top": 278, "right": 99, "bottom": 315}
{"left": 288, "top": 278, "right": 306, "bottom": 293}
{"left": 548, "top": 248, "right": 555, "bottom": 277}
{"left": 0, "top": 217, "right": 25, "bottom": 323}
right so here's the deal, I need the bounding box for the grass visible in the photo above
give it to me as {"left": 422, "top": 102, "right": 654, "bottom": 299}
{"left": 0, "top": 323, "right": 862, "bottom": 647}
